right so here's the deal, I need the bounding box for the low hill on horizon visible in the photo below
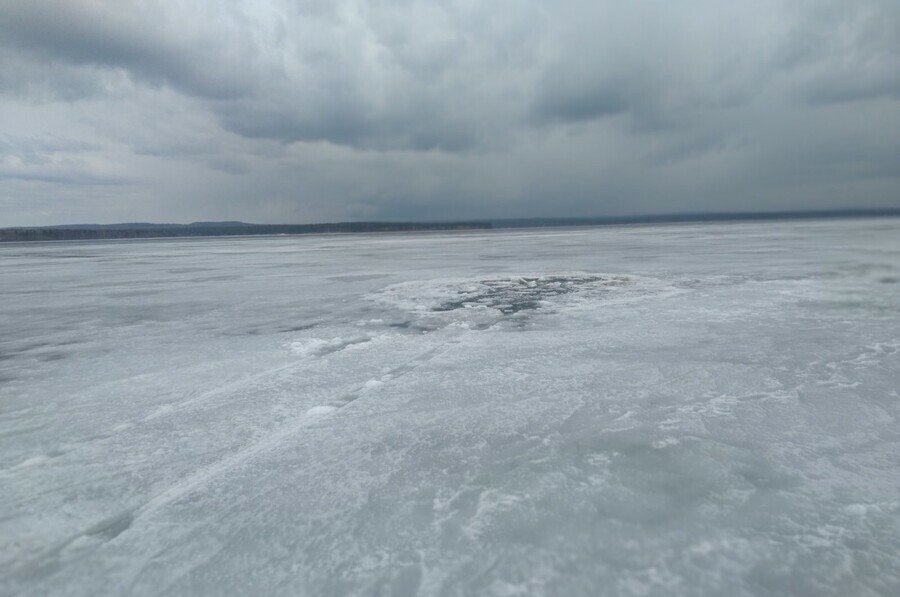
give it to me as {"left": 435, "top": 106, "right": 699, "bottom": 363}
{"left": 2, "top": 209, "right": 899, "bottom": 242}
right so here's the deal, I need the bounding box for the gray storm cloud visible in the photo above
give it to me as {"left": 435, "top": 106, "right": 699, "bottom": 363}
{"left": 1, "top": 0, "right": 898, "bottom": 225}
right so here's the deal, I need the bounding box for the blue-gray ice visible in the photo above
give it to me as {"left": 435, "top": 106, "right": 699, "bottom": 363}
{"left": 2, "top": 219, "right": 899, "bottom": 596}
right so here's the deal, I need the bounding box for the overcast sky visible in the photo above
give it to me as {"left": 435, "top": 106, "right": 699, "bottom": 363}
{"left": 1, "top": 0, "right": 899, "bottom": 225}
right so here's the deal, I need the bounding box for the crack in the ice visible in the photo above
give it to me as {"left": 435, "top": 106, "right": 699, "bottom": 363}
{"left": 8, "top": 335, "right": 464, "bottom": 588}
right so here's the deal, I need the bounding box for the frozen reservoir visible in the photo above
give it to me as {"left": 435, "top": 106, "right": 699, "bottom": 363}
{"left": 1, "top": 219, "right": 899, "bottom": 596}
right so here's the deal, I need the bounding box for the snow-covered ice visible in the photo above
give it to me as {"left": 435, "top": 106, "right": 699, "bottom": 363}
{"left": 1, "top": 219, "right": 899, "bottom": 596}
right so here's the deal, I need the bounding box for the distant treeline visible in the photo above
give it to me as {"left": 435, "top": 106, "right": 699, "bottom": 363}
{"left": 3, "top": 209, "right": 899, "bottom": 242}
{"left": 490, "top": 208, "right": 900, "bottom": 228}
{"left": 0, "top": 221, "right": 492, "bottom": 242}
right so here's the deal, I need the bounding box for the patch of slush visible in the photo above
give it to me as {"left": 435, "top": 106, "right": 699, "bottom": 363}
{"left": 376, "top": 273, "right": 625, "bottom": 312}
{"left": 429, "top": 274, "right": 627, "bottom": 314}
{"left": 370, "top": 273, "right": 651, "bottom": 330}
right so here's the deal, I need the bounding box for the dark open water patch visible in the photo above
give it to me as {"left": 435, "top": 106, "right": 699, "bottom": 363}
{"left": 432, "top": 275, "right": 625, "bottom": 315}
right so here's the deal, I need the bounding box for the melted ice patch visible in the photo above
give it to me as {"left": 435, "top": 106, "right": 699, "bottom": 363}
{"left": 371, "top": 273, "right": 632, "bottom": 329}
{"left": 431, "top": 274, "right": 627, "bottom": 314}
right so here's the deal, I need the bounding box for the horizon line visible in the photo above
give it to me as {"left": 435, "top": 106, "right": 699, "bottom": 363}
{"left": 4, "top": 207, "right": 900, "bottom": 230}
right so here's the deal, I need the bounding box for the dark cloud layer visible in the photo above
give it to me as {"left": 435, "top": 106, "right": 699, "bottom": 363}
{"left": 0, "top": 1, "right": 259, "bottom": 99}
{"left": 1, "top": 0, "right": 899, "bottom": 225}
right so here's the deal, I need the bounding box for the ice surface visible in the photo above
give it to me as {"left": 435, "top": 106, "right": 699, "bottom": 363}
{"left": 1, "top": 219, "right": 900, "bottom": 596}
